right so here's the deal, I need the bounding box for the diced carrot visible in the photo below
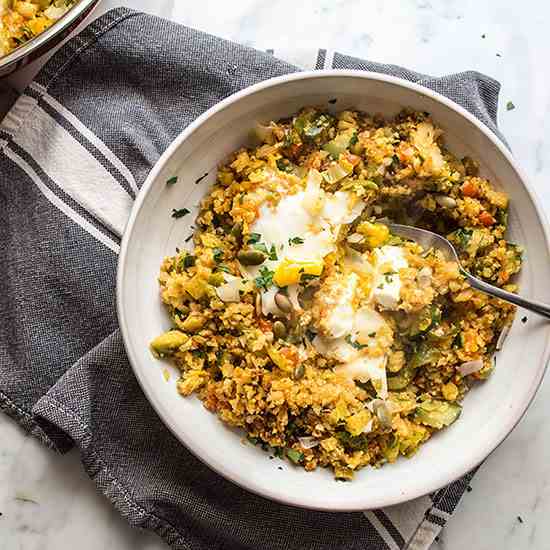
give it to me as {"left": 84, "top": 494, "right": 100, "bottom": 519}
{"left": 479, "top": 211, "right": 495, "bottom": 226}
{"left": 461, "top": 180, "right": 479, "bottom": 198}
{"left": 258, "top": 318, "right": 273, "bottom": 332}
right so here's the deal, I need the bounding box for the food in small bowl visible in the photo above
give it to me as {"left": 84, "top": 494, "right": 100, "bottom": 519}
{"left": 0, "top": 0, "right": 77, "bottom": 56}
{"left": 150, "top": 107, "right": 519, "bottom": 480}
{"left": 118, "top": 71, "right": 550, "bottom": 511}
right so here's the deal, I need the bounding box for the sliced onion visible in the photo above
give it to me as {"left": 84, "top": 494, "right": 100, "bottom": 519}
{"left": 417, "top": 266, "right": 433, "bottom": 287}
{"left": 254, "top": 122, "right": 275, "bottom": 144}
{"left": 496, "top": 324, "right": 511, "bottom": 351}
{"left": 362, "top": 419, "right": 374, "bottom": 434}
{"left": 457, "top": 359, "right": 484, "bottom": 376}
{"left": 215, "top": 274, "right": 243, "bottom": 303}
{"left": 366, "top": 399, "right": 392, "bottom": 429}
{"left": 298, "top": 436, "right": 319, "bottom": 449}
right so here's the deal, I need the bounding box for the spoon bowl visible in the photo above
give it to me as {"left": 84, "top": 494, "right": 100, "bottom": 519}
{"left": 388, "top": 223, "right": 550, "bottom": 319}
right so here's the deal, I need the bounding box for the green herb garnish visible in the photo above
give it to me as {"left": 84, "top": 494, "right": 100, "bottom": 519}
{"left": 247, "top": 232, "right": 262, "bottom": 244}
{"left": 345, "top": 335, "right": 368, "bottom": 350}
{"left": 212, "top": 248, "right": 224, "bottom": 263}
{"left": 166, "top": 176, "right": 178, "bottom": 186}
{"left": 255, "top": 266, "right": 274, "bottom": 291}
{"left": 276, "top": 159, "right": 293, "bottom": 172}
{"left": 289, "top": 236, "right": 305, "bottom": 245}
{"left": 506, "top": 101, "right": 515, "bottom": 111}
{"left": 171, "top": 207, "right": 190, "bottom": 219}
{"left": 268, "top": 244, "right": 278, "bottom": 261}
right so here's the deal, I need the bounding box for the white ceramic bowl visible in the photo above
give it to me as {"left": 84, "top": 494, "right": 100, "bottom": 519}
{"left": 117, "top": 70, "right": 550, "bottom": 511}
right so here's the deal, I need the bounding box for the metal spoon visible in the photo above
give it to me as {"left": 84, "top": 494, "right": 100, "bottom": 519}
{"left": 388, "top": 223, "right": 550, "bottom": 319}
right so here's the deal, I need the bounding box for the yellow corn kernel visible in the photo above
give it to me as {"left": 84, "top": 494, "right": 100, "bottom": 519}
{"left": 27, "top": 16, "right": 51, "bottom": 35}
{"left": 273, "top": 258, "right": 323, "bottom": 287}
{"left": 356, "top": 221, "right": 389, "bottom": 248}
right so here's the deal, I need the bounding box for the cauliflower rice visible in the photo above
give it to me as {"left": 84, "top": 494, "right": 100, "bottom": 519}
{"left": 151, "top": 107, "right": 520, "bottom": 480}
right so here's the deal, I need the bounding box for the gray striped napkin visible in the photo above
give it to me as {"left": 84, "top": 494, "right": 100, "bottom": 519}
{"left": 0, "top": 7, "right": 502, "bottom": 550}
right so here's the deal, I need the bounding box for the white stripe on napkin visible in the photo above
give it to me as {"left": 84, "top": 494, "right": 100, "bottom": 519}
{"left": 13, "top": 100, "right": 134, "bottom": 238}
{"left": 4, "top": 145, "right": 120, "bottom": 254}
{"left": 364, "top": 511, "right": 400, "bottom": 550}
{"left": 30, "top": 82, "right": 139, "bottom": 196}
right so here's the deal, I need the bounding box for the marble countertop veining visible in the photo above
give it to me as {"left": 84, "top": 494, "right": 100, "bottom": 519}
{"left": 2, "top": 1, "right": 550, "bottom": 549}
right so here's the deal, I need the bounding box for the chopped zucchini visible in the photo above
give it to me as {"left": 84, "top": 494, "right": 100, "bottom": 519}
{"left": 415, "top": 400, "right": 462, "bottom": 429}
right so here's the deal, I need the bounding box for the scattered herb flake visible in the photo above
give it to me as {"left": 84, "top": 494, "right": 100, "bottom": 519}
{"left": 349, "top": 132, "right": 359, "bottom": 146}
{"left": 481, "top": 33, "right": 486, "bottom": 38}
{"left": 328, "top": 98, "right": 337, "bottom": 105}
{"left": 268, "top": 244, "right": 278, "bottom": 261}
{"left": 289, "top": 236, "right": 305, "bottom": 245}
{"left": 172, "top": 208, "right": 190, "bottom": 219}
{"left": 521, "top": 316, "right": 527, "bottom": 324}
{"left": 166, "top": 176, "right": 178, "bottom": 186}
{"left": 345, "top": 334, "right": 368, "bottom": 350}
{"left": 506, "top": 101, "right": 515, "bottom": 111}
{"left": 277, "top": 466, "right": 283, "bottom": 470}
{"left": 14, "top": 494, "right": 38, "bottom": 505}
{"left": 212, "top": 248, "right": 224, "bottom": 263}
{"left": 217, "top": 264, "right": 233, "bottom": 274}
{"left": 496, "top": 53, "right": 502, "bottom": 57}
{"left": 368, "top": 332, "right": 376, "bottom": 338}
{"left": 466, "top": 486, "right": 473, "bottom": 492}
{"left": 517, "top": 515, "right": 524, "bottom": 524}
{"left": 185, "top": 234, "right": 193, "bottom": 243}
{"left": 247, "top": 232, "right": 262, "bottom": 244}
{"left": 195, "top": 172, "right": 209, "bottom": 185}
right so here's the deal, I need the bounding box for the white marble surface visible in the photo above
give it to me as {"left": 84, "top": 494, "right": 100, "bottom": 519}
{"left": 2, "top": 1, "right": 550, "bottom": 549}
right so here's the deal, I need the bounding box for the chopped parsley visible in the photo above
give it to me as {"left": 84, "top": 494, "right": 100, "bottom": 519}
{"left": 268, "top": 244, "right": 278, "bottom": 261}
{"left": 247, "top": 232, "right": 262, "bottom": 244}
{"left": 506, "top": 101, "right": 515, "bottom": 111}
{"left": 255, "top": 266, "right": 274, "bottom": 291}
{"left": 349, "top": 132, "right": 359, "bottom": 146}
{"left": 286, "top": 448, "right": 304, "bottom": 464}
{"left": 212, "top": 248, "right": 224, "bottom": 263}
{"left": 171, "top": 207, "right": 190, "bottom": 219}
{"left": 345, "top": 334, "right": 368, "bottom": 350}
{"left": 166, "top": 176, "right": 178, "bottom": 186}
{"left": 368, "top": 332, "right": 376, "bottom": 338}
{"left": 184, "top": 234, "right": 194, "bottom": 243}
{"left": 328, "top": 98, "right": 337, "bottom": 105}
{"left": 289, "top": 236, "right": 305, "bottom": 245}
{"left": 195, "top": 172, "right": 209, "bottom": 184}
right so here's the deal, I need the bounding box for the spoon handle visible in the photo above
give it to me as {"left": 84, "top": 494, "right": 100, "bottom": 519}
{"left": 463, "top": 271, "right": 550, "bottom": 320}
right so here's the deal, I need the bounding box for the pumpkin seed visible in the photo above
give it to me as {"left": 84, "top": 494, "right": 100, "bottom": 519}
{"left": 293, "top": 364, "right": 305, "bottom": 380}
{"left": 274, "top": 291, "right": 293, "bottom": 313}
{"left": 273, "top": 320, "right": 287, "bottom": 340}
{"left": 231, "top": 221, "right": 243, "bottom": 242}
{"left": 237, "top": 249, "right": 267, "bottom": 265}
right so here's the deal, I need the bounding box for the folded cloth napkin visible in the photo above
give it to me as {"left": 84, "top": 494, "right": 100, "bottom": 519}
{"left": 0, "top": 8, "right": 503, "bottom": 550}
